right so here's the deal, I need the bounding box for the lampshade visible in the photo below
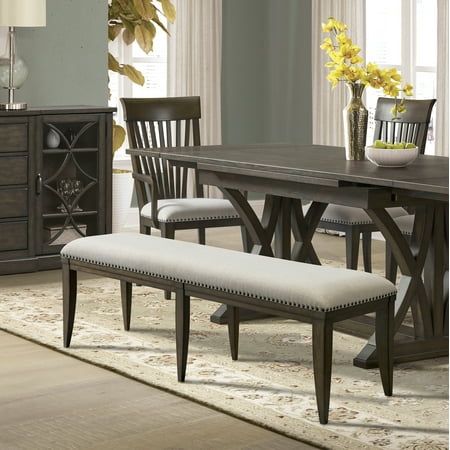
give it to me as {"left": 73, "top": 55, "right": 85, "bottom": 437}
{"left": 0, "top": 0, "right": 46, "bottom": 27}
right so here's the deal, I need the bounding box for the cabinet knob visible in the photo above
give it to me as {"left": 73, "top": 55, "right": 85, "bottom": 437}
{"left": 36, "top": 174, "right": 42, "bottom": 195}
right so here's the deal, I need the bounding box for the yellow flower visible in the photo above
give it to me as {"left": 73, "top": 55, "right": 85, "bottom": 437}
{"left": 322, "top": 17, "right": 347, "bottom": 33}
{"left": 403, "top": 83, "right": 413, "bottom": 96}
{"left": 383, "top": 83, "right": 400, "bottom": 97}
{"left": 320, "top": 37, "right": 334, "bottom": 52}
{"left": 336, "top": 32, "right": 351, "bottom": 46}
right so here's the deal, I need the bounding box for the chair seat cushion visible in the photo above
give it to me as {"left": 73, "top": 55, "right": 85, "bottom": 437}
{"left": 317, "top": 205, "right": 408, "bottom": 226}
{"left": 141, "top": 198, "right": 240, "bottom": 223}
{"left": 394, "top": 215, "right": 414, "bottom": 235}
{"left": 61, "top": 233, "right": 396, "bottom": 312}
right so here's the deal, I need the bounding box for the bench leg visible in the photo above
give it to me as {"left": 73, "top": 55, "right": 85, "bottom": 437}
{"left": 198, "top": 228, "right": 206, "bottom": 245}
{"left": 175, "top": 287, "right": 190, "bottom": 382}
{"left": 63, "top": 263, "right": 77, "bottom": 348}
{"left": 227, "top": 305, "right": 240, "bottom": 360}
{"left": 312, "top": 320, "right": 333, "bottom": 424}
{"left": 376, "top": 298, "right": 394, "bottom": 396}
{"left": 161, "top": 224, "right": 175, "bottom": 300}
{"left": 120, "top": 281, "right": 132, "bottom": 331}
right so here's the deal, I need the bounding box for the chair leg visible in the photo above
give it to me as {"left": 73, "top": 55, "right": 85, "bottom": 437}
{"left": 312, "top": 320, "right": 333, "bottom": 424}
{"left": 385, "top": 242, "right": 398, "bottom": 283}
{"left": 161, "top": 224, "right": 175, "bottom": 299}
{"left": 120, "top": 281, "right": 132, "bottom": 331}
{"left": 227, "top": 305, "right": 240, "bottom": 360}
{"left": 198, "top": 228, "right": 206, "bottom": 245}
{"left": 63, "top": 263, "right": 77, "bottom": 348}
{"left": 346, "top": 227, "right": 360, "bottom": 270}
{"left": 376, "top": 298, "right": 394, "bottom": 396}
{"left": 175, "top": 286, "right": 190, "bottom": 382}
{"left": 362, "top": 231, "right": 372, "bottom": 273}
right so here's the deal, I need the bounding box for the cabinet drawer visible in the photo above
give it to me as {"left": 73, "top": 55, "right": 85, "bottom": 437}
{"left": 0, "top": 123, "right": 28, "bottom": 153}
{"left": 0, "top": 156, "right": 27, "bottom": 185}
{"left": 0, "top": 188, "right": 28, "bottom": 218}
{"left": 0, "top": 221, "right": 27, "bottom": 252}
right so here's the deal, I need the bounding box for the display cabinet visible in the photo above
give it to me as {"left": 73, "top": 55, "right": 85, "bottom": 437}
{"left": 0, "top": 106, "right": 114, "bottom": 274}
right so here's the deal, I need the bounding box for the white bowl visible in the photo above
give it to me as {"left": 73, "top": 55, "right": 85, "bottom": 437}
{"left": 365, "top": 145, "right": 419, "bottom": 168}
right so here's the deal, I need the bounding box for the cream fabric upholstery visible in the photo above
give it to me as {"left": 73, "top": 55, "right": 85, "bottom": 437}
{"left": 140, "top": 198, "right": 240, "bottom": 223}
{"left": 62, "top": 233, "right": 396, "bottom": 312}
{"left": 317, "top": 205, "right": 408, "bottom": 226}
{"left": 394, "top": 215, "right": 414, "bottom": 236}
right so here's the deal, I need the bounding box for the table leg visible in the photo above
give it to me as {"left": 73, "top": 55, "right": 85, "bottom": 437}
{"left": 353, "top": 205, "right": 448, "bottom": 368}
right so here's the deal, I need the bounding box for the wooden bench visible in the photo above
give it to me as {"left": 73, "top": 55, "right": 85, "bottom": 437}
{"left": 61, "top": 233, "right": 396, "bottom": 424}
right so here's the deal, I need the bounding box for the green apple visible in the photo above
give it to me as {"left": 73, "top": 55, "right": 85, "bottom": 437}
{"left": 405, "top": 143, "right": 416, "bottom": 149}
{"left": 385, "top": 143, "right": 394, "bottom": 149}
{"left": 392, "top": 143, "right": 404, "bottom": 149}
{"left": 373, "top": 140, "right": 386, "bottom": 149}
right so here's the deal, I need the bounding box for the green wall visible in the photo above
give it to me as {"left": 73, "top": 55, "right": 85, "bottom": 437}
{"left": 14, "top": 0, "right": 107, "bottom": 107}
{"left": 221, "top": 0, "right": 312, "bottom": 145}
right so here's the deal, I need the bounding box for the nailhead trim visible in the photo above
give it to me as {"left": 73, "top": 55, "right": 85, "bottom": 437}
{"left": 61, "top": 254, "right": 396, "bottom": 313}
{"left": 320, "top": 217, "right": 374, "bottom": 226}
{"left": 141, "top": 212, "right": 241, "bottom": 223}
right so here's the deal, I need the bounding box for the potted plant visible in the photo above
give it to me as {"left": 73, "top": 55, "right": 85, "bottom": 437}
{"left": 320, "top": 17, "right": 413, "bottom": 160}
{"left": 108, "top": 0, "right": 175, "bottom": 231}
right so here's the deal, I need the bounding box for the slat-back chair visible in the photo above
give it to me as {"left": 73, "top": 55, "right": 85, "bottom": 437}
{"left": 317, "top": 97, "right": 436, "bottom": 272}
{"left": 122, "top": 97, "right": 243, "bottom": 297}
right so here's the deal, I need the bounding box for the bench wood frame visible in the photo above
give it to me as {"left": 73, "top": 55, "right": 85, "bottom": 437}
{"left": 62, "top": 257, "right": 395, "bottom": 425}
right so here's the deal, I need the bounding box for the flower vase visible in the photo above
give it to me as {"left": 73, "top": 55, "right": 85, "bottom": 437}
{"left": 343, "top": 83, "right": 368, "bottom": 160}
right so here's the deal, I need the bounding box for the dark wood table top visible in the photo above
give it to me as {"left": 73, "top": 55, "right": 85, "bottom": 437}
{"left": 152, "top": 144, "right": 449, "bottom": 196}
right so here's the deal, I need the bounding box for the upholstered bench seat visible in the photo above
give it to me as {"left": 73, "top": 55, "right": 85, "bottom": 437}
{"left": 140, "top": 198, "right": 240, "bottom": 223}
{"left": 317, "top": 205, "right": 408, "bottom": 225}
{"left": 61, "top": 233, "right": 396, "bottom": 424}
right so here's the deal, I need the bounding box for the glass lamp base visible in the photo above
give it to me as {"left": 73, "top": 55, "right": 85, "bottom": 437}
{"left": 0, "top": 102, "right": 27, "bottom": 111}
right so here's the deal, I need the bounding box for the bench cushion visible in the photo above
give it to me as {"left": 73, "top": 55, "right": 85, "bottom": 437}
{"left": 61, "top": 233, "right": 396, "bottom": 312}
{"left": 141, "top": 198, "right": 240, "bottom": 223}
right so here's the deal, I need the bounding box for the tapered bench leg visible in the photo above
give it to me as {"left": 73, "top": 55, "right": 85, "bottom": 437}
{"left": 376, "top": 297, "right": 394, "bottom": 396}
{"left": 120, "top": 281, "right": 132, "bottom": 331}
{"left": 62, "top": 262, "right": 77, "bottom": 348}
{"left": 312, "top": 319, "right": 333, "bottom": 424}
{"left": 176, "top": 286, "right": 190, "bottom": 382}
{"left": 227, "top": 305, "right": 240, "bottom": 360}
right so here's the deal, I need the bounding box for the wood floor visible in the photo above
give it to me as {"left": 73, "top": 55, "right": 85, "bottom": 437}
{"left": 0, "top": 228, "right": 386, "bottom": 449}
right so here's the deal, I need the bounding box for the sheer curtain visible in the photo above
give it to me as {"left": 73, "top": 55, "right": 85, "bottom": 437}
{"left": 436, "top": 0, "right": 449, "bottom": 156}
{"left": 312, "top": 0, "right": 365, "bottom": 146}
{"left": 167, "top": 0, "right": 222, "bottom": 197}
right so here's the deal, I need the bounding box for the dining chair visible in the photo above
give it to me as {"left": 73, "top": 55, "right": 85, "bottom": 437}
{"left": 121, "top": 96, "right": 243, "bottom": 297}
{"left": 314, "top": 97, "right": 436, "bottom": 272}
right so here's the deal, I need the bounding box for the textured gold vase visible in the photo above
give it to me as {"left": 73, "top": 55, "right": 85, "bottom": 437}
{"left": 343, "top": 83, "right": 368, "bottom": 161}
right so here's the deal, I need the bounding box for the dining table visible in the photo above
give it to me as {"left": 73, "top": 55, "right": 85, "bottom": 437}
{"left": 130, "top": 143, "right": 449, "bottom": 369}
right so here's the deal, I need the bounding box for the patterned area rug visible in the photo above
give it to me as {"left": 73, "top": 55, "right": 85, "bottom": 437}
{"left": 0, "top": 272, "right": 448, "bottom": 450}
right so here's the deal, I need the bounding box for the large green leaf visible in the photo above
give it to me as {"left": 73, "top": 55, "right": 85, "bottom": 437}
{"left": 122, "top": 64, "right": 145, "bottom": 85}
{"left": 161, "top": 0, "right": 176, "bottom": 22}
{"left": 135, "top": 23, "right": 154, "bottom": 53}
{"left": 113, "top": 122, "right": 126, "bottom": 153}
{"left": 108, "top": 52, "right": 121, "bottom": 72}
{"left": 122, "top": 28, "right": 135, "bottom": 45}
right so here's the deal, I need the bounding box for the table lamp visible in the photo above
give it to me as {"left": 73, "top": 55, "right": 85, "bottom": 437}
{"left": 0, "top": 0, "right": 46, "bottom": 110}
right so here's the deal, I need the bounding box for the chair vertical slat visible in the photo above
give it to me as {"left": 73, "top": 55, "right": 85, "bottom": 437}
{"left": 175, "top": 120, "right": 182, "bottom": 197}
{"left": 398, "top": 123, "right": 404, "bottom": 142}
{"left": 158, "top": 121, "right": 166, "bottom": 148}
{"left": 192, "top": 118, "right": 201, "bottom": 146}
{"left": 389, "top": 121, "right": 395, "bottom": 143}
{"left": 406, "top": 123, "right": 415, "bottom": 143}
{"left": 181, "top": 166, "right": 188, "bottom": 198}
{"left": 165, "top": 121, "right": 175, "bottom": 197}
{"left": 184, "top": 120, "right": 191, "bottom": 146}
{"left": 149, "top": 121, "right": 157, "bottom": 147}
{"left": 133, "top": 122, "right": 144, "bottom": 148}
{"left": 415, "top": 124, "right": 428, "bottom": 155}
{"left": 140, "top": 121, "right": 151, "bottom": 148}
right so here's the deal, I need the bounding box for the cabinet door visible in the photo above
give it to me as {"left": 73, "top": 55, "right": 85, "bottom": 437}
{"left": 35, "top": 114, "right": 107, "bottom": 255}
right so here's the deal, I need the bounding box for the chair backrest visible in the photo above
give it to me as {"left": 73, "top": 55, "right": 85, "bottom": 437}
{"left": 373, "top": 97, "right": 436, "bottom": 154}
{"left": 121, "top": 97, "right": 202, "bottom": 212}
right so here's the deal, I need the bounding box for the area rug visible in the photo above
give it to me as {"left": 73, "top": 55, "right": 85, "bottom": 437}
{"left": 0, "top": 272, "right": 448, "bottom": 450}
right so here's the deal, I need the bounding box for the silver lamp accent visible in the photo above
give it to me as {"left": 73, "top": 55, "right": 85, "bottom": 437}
{"left": 0, "top": 0, "right": 46, "bottom": 111}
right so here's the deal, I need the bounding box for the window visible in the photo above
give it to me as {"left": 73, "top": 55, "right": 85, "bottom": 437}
{"left": 365, "top": 0, "right": 437, "bottom": 154}
{"left": 109, "top": 30, "right": 168, "bottom": 160}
